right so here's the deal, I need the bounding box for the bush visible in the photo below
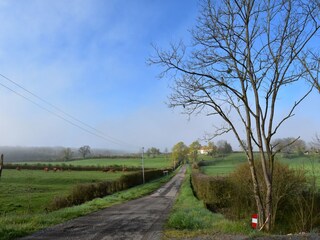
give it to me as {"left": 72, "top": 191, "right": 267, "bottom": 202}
{"left": 191, "top": 173, "right": 232, "bottom": 210}
{"left": 4, "top": 163, "right": 141, "bottom": 171}
{"left": 49, "top": 169, "right": 170, "bottom": 211}
{"left": 227, "top": 161, "right": 320, "bottom": 233}
{"left": 49, "top": 196, "right": 71, "bottom": 210}
{"left": 119, "top": 169, "right": 166, "bottom": 188}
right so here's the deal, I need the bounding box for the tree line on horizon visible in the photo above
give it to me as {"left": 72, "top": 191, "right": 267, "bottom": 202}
{"left": 0, "top": 146, "right": 125, "bottom": 162}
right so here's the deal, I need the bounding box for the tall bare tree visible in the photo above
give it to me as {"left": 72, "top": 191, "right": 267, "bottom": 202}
{"left": 150, "top": 0, "right": 320, "bottom": 231}
{"left": 311, "top": 134, "right": 320, "bottom": 151}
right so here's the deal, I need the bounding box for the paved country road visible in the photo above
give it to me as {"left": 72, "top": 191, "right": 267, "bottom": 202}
{"left": 20, "top": 166, "right": 186, "bottom": 240}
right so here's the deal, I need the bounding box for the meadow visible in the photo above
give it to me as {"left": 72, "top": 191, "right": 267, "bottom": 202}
{"left": 0, "top": 169, "right": 124, "bottom": 215}
{"left": 16, "top": 155, "right": 172, "bottom": 169}
{"left": 200, "top": 152, "right": 320, "bottom": 185}
{"left": 1, "top": 155, "right": 172, "bottom": 216}
{"left": 199, "top": 152, "right": 247, "bottom": 176}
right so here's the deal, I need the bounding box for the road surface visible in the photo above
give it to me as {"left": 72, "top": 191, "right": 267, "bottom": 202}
{"left": 20, "top": 166, "right": 186, "bottom": 240}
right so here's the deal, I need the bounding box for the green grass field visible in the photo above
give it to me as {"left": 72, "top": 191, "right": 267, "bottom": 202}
{"left": 0, "top": 155, "right": 172, "bottom": 222}
{"left": 0, "top": 171, "right": 175, "bottom": 240}
{"left": 16, "top": 155, "right": 171, "bottom": 169}
{"left": 200, "top": 152, "right": 247, "bottom": 175}
{"left": 200, "top": 152, "right": 320, "bottom": 185}
{"left": 0, "top": 169, "right": 125, "bottom": 215}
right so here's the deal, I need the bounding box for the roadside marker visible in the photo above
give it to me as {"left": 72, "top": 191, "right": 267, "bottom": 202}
{"left": 251, "top": 214, "right": 258, "bottom": 229}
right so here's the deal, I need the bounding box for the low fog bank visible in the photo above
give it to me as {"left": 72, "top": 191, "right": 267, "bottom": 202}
{"left": 0, "top": 146, "right": 127, "bottom": 162}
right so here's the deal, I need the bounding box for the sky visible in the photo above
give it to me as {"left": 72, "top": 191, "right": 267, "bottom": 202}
{"left": 0, "top": 0, "right": 319, "bottom": 152}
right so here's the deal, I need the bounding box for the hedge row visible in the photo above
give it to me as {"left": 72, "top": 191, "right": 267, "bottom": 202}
{"left": 4, "top": 163, "right": 141, "bottom": 172}
{"left": 191, "top": 173, "right": 231, "bottom": 210}
{"left": 49, "top": 169, "right": 169, "bottom": 210}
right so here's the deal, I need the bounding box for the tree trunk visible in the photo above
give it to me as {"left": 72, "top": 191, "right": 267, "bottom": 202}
{"left": 247, "top": 156, "right": 265, "bottom": 226}
{"left": 265, "top": 184, "right": 272, "bottom": 231}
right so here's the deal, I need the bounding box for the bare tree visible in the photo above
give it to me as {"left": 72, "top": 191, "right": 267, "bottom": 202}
{"left": 150, "top": 0, "right": 320, "bottom": 231}
{"left": 311, "top": 134, "right": 320, "bottom": 152}
{"left": 63, "top": 148, "right": 73, "bottom": 161}
{"left": 79, "top": 145, "right": 91, "bottom": 159}
{"left": 216, "top": 140, "right": 233, "bottom": 154}
{"left": 272, "top": 137, "right": 306, "bottom": 157}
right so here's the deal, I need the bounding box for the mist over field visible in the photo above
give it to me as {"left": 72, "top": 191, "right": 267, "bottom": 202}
{"left": 0, "top": 146, "right": 126, "bottom": 162}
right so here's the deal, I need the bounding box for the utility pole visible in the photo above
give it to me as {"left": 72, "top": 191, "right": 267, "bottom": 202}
{"left": 141, "top": 147, "right": 145, "bottom": 184}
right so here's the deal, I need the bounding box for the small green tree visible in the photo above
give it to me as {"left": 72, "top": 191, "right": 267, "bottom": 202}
{"left": 189, "top": 141, "right": 201, "bottom": 162}
{"left": 171, "top": 141, "right": 188, "bottom": 167}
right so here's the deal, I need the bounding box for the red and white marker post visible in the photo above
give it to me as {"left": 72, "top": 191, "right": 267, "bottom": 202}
{"left": 251, "top": 214, "right": 258, "bottom": 229}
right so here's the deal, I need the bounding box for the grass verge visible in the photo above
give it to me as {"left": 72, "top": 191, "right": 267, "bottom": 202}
{"left": 0, "top": 172, "right": 175, "bottom": 240}
{"left": 163, "top": 166, "right": 265, "bottom": 239}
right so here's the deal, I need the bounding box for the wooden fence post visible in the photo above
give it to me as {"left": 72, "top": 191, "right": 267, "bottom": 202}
{"left": 0, "top": 154, "right": 3, "bottom": 178}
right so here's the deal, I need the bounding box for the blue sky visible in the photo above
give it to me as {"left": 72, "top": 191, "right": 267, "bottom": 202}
{"left": 0, "top": 0, "right": 319, "bottom": 152}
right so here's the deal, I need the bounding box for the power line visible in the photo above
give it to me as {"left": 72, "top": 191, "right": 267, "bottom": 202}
{"left": 0, "top": 81, "right": 123, "bottom": 146}
{"left": 0, "top": 73, "right": 138, "bottom": 149}
{"left": 0, "top": 73, "right": 105, "bottom": 135}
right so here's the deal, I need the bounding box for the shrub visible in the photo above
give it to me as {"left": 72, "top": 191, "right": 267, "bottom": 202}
{"left": 191, "top": 173, "right": 232, "bottom": 210}
{"left": 49, "top": 196, "right": 71, "bottom": 210}
{"left": 192, "top": 162, "right": 199, "bottom": 169}
{"left": 119, "top": 169, "right": 166, "bottom": 188}
{"left": 49, "top": 169, "right": 170, "bottom": 211}
{"left": 228, "top": 161, "right": 320, "bottom": 233}
{"left": 70, "top": 184, "right": 97, "bottom": 205}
